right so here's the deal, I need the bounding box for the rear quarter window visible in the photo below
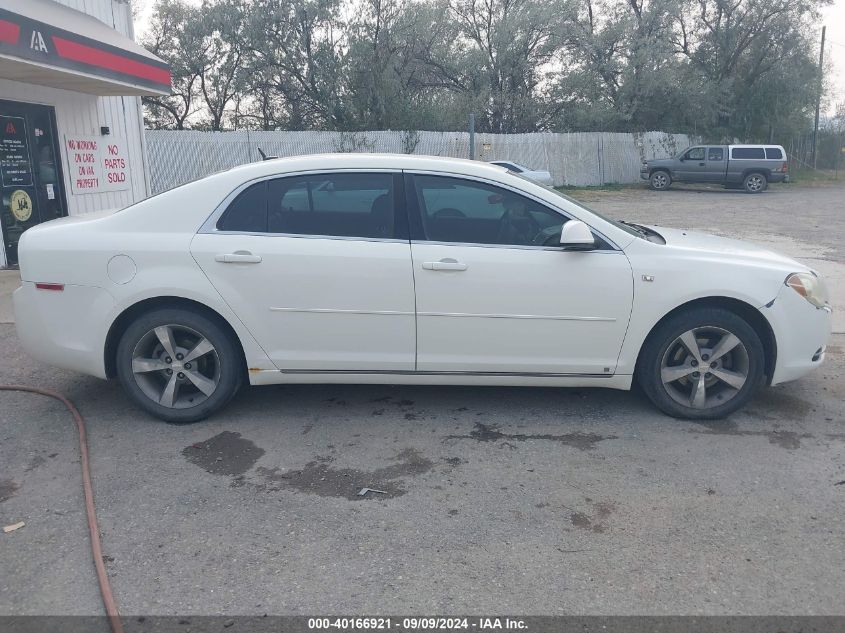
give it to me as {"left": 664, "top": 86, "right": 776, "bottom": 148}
{"left": 765, "top": 147, "right": 784, "bottom": 160}
{"left": 731, "top": 147, "right": 766, "bottom": 159}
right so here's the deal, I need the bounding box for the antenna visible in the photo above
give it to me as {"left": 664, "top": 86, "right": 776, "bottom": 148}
{"left": 257, "top": 147, "right": 278, "bottom": 161}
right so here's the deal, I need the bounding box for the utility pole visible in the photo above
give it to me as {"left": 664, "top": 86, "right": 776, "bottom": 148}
{"left": 812, "top": 25, "right": 826, "bottom": 170}
{"left": 468, "top": 113, "right": 475, "bottom": 160}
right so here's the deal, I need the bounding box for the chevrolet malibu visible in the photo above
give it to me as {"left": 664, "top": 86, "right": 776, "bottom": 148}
{"left": 14, "top": 154, "right": 831, "bottom": 423}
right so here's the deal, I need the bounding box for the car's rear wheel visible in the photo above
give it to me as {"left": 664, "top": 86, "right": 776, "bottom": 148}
{"left": 637, "top": 307, "right": 765, "bottom": 419}
{"left": 116, "top": 308, "right": 243, "bottom": 423}
{"left": 743, "top": 172, "right": 767, "bottom": 193}
{"left": 649, "top": 171, "right": 671, "bottom": 191}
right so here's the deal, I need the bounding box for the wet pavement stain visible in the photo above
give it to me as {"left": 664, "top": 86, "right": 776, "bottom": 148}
{"left": 182, "top": 431, "right": 266, "bottom": 476}
{"left": 446, "top": 423, "right": 617, "bottom": 451}
{"left": 570, "top": 501, "right": 615, "bottom": 533}
{"left": 0, "top": 479, "right": 19, "bottom": 503}
{"left": 24, "top": 455, "right": 46, "bottom": 472}
{"left": 691, "top": 421, "right": 812, "bottom": 450}
{"left": 746, "top": 391, "right": 813, "bottom": 420}
{"left": 244, "top": 448, "right": 434, "bottom": 500}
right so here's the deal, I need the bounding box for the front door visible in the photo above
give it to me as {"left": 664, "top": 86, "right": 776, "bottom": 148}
{"left": 675, "top": 146, "right": 708, "bottom": 182}
{"left": 191, "top": 171, "right": 416, "bottom": 372}
{"left": 0, "top": 100, "right": 67, "bottom": 266}
{"left": 406, "top": 174, "right": 633, "bottom": 375}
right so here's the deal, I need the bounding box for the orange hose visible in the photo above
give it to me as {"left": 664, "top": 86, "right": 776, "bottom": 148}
{"left": 0, "top": 386, "right": 123, "bottom": 633}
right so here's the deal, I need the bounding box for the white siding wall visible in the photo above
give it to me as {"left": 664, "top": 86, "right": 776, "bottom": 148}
{"left": 0, "top": 0, "right": 149, "bottom": 218}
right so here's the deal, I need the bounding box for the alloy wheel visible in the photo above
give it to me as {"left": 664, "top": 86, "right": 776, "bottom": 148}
{"left": 651, "top": 173, "right": 668, "bottom": 189}
{"left": 131, "top": 324, "right": 221, "bottom": 409}
{"left": 746, "top": 175, "right": 764, "bottom": 192}
{"left": 660, "top": 326, "right": 750, "bottom": 410}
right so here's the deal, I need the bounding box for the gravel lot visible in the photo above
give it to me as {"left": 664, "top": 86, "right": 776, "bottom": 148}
{"left": 0, "top": 182, "right": 843, "bottom": 617}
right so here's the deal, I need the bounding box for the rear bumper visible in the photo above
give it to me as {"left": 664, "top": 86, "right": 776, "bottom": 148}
{"left": 759, "top": 283, "right": 831, "bottom": 385}
{"left": 768, "top": 173, "right": 789, "bottom": 183}
{"left": 13, "top": 282, "right": 113, "bottom": 379}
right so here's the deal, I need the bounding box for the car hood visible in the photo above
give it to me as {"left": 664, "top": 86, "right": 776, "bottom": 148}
{"left": 645, "top": 226, "right": 811, "bottom": 273}
{"left": 646, "top": 158, "right": 674, "bottom": 167}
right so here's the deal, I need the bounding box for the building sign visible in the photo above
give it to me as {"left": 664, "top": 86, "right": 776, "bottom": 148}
{"left": 0, "top": 115, "right": 34, "bottom": 187}
{"left": 0, "top": 7, "right": 172, "bottom": 95}
{"left": 64, "top": 135, "right": 130, "bottom": 195}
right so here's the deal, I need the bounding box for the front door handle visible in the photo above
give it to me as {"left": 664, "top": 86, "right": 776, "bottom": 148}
{"left": 215, "top": 251, "right": 262, "bottom": 264}
{"left": 698, "top": 162, "right": 705, "bottom": 166}
{"left": 422, "top": 258, "right": 467, "bottom": 271}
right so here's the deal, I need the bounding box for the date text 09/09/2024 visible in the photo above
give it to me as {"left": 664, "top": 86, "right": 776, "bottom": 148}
{"left": 308, "top": 618, "right": 528, "bottom": 630}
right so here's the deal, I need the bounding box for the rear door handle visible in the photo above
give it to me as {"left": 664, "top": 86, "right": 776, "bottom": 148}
{"left": 422, "top": 258, "right": 467, "bottom": 271}
{"left": 215, "top": 251, "right": 262, "bottom": 264}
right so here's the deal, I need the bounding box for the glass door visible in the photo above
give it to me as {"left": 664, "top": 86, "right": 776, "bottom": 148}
{"left": 0, "top": 99, "right": 67, "bottom": 266}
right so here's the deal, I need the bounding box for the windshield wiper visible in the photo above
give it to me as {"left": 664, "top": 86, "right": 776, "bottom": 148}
{"left": 619, "top": 220, "right": 649, "bottom": 237}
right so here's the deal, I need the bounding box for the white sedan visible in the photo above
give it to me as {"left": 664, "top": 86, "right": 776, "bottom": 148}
{"left": 14, "top": 154, "right": 831, "bottom": 423}
{"left": 489, "top": 160, "right": 553, "bottom": 185}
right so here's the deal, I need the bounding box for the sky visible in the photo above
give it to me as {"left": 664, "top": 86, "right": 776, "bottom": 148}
{"left": 132, "top": 0, "right": 845, "bottom": 115}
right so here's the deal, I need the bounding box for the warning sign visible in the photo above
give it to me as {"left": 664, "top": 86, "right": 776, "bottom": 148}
{"left": 64, "top": 135, "right": 130, "bottom": 195}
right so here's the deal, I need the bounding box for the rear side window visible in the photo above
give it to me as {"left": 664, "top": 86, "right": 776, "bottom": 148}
{"left": 268, "top": 173, "right": 396, "bottom": 239}
{"left": 732, "top": 147, "right": 765, "bottom": 159}
{"left": 765, "top": 147, "right": 784, "bottom": 160}
{"left": 708, "top": 148, "right": 724, "bottom": 161}
{"left": 217, "top": 182, "right": 267, "bottom": 232}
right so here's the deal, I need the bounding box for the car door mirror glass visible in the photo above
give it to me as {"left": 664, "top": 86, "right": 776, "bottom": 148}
{"left": 560, "top": 220, "right": 595, "bottom": 250}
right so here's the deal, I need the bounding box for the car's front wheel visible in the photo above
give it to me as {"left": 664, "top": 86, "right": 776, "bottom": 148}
{"left": 116, "top": 307, "right": 243, "bottom": 423}
{"left": 637, "top": 307, "right": 765, "bottom": 419}
{"left": 649, "top": 171, "right": 671, "bottom": 191}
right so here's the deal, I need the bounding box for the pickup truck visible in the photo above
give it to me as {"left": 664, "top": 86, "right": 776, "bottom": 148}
{"left": 640, "top": 144, "right": 789, "bottom": 193}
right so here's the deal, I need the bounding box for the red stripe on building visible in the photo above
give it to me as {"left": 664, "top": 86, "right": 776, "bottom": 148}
{"left": 52, "top": 36, "right": 171, "bottom": 87}
{"left": 0, "top": 19, "right": 20, "bottom": 45}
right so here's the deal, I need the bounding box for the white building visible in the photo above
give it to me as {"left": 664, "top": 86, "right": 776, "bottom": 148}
{"left": 0, "top": 0, "right": 170, "bottom": 267}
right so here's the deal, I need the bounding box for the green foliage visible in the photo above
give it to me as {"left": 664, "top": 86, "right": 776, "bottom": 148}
{"left": 142, "top": 0, "right": 831, "bottom": 140}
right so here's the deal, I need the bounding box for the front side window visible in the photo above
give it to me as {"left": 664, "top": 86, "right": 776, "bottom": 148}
{"left": 708, "top": 147, "right": 724, "bottom": 161}
{"left": 412, "top": 175, "right": 567, "bottom": 247}
{"left": 684, "top": 147, "right": 705, "bottom": 161}
{"left": 268, "top": 173, "right": 396, "bottom": 239}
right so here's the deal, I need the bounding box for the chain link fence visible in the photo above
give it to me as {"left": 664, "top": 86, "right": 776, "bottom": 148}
{"left": 145, "top": 129, "right": 695, "bottom": 193}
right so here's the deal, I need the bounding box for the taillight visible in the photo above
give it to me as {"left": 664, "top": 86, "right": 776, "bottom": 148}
{"left": 782, "top": 161, "right": 788, "bottom": 172}
{"left": 35, "top": 283, "right": 64, "bottom": 291}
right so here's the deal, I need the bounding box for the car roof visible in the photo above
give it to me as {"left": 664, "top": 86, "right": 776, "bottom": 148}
{"left": 726, "top": 144, "right": 785, "bottom": 149}
{"left": 224, "top": 153, "right": 512, "bottom": 181}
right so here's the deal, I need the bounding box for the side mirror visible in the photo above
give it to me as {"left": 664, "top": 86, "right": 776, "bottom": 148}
{"left": 560, "top": 220, "right": 595, "bottom": 250}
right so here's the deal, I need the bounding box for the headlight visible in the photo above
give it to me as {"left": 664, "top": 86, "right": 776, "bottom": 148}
{"left": 785, "top": 272, "right": 829, "bottom": 309}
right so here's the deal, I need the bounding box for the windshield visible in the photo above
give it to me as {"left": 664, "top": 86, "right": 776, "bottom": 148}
{"left": 508, "top": 172, "right": 645, "bottom": 239}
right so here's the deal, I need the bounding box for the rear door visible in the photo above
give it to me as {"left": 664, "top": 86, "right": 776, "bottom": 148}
{"left": 190, "top": 171, "right": 416, "bottom": 371}
{"left": 701, "top": 147, "right": 727, "bottom": 182}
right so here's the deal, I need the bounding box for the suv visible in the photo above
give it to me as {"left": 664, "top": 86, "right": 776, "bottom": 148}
{"left": 641, "top": 145, "right": 789, "bottom": 193}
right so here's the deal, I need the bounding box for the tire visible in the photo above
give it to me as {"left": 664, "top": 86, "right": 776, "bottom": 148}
{"left": 743, "top": 172, "right": 767, "bottom": 193}
{"left": 637, "top": 307, "right": 765, "bottom": 420}
{"left": 116, "top": 307, "right": 243, "bottom": 423}
{"left": 649, "top": 171, "right": 671, "bottom": 191}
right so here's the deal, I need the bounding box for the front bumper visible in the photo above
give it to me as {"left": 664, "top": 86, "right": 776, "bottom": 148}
{"left": 759, "top": 282, "right": 831, "bottom": 385}
{"left": 13, "top": 282, "right": 114, "bottom": 379}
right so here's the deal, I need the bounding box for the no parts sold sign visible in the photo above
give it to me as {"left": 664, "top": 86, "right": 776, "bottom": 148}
{"left": 64, "top": 135, "right": 130, "bottom": 195}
